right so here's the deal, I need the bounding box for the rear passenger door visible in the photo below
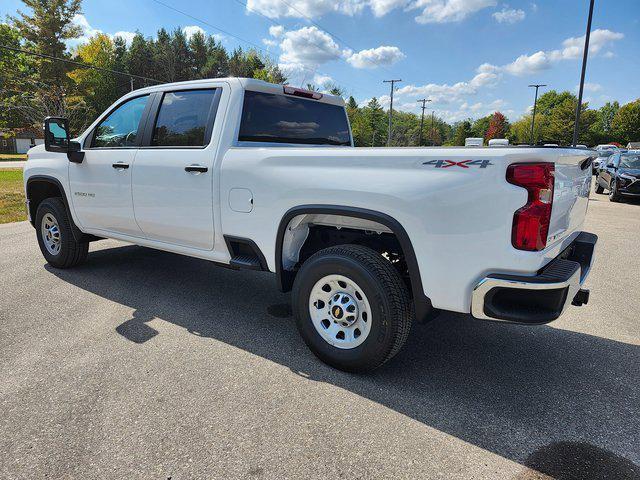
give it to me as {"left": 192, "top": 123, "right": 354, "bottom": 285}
{"left": 131, "top": 88, "right": 222, "bottom": 250}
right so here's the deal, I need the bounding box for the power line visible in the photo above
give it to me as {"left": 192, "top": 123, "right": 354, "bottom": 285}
{"left": 0, "top": 44, "right": 161, "bottom": 86}
{"left": 151, "top": 0, "right": 268, "bottom": 54}
{"left": 152, "top": 0, "right": 382, "bottom": 98}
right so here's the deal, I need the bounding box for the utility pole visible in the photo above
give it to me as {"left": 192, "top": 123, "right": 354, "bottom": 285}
{"left": 573, "top": 0, "right": 595, "bottom": 146}
{"left": 417, "top": 98, "right": 431, "bottom": 146}
{"left": 383, "top": 79, "right": 401, "bottom": 146}
{"left": 130, "top": 77, "right": 134, "bottom": 91}
{"left": 528, "top": 84, "right": 546, "bottom": 145}
{"left": 430, "top": 111, "right": 435, "bottom": 145}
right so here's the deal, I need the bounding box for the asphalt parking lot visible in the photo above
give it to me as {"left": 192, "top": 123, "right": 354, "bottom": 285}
{"left": 1, "top": 183, "right": 639, "bottom": 479}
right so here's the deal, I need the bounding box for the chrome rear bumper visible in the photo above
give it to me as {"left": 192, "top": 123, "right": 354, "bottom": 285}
{"left": 471, "top": 232, "right": 597, "bottom": 324}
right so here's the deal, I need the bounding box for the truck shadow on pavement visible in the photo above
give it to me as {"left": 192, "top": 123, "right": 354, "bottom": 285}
{"left": 48, "top": 244, "right": 640, "bottom": 478}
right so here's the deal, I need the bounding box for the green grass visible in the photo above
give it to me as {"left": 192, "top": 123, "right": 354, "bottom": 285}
{"left": 0, "top": 169, "right": 26, "bottom": 224}
{"left": 0, "top": 154, "right": 27, "bottom": 161}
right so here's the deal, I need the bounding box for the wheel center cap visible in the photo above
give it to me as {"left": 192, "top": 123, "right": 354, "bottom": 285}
{"left": 328, "top": 293, "right": 358, "bottom": 327}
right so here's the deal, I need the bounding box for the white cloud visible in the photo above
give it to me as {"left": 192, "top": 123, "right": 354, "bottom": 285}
{"left": 278, "top": 26, "right": 343, "bottom": 76}
{"left": 493, "top": 28, "right": 624, "bottom": 76}
{"left": 182, "top": 25, "right": 206, "bottom": 40}
{"left": 412, "top": 0, "right": 497, "bottom": 24}
{"left": 530, "top": 2, "right": 538, "bottom": 12}
{"left": 269, "top": 25, "right": 285, "bottom": 38}
{"left": 246, "top": 0, "right": 364, "bottom": 19}
{"left": 113, "top": 31, "right": 136, "bottom": 46}
{"left": 247, "top": 0, "right": 495, "bottom": 23}
{"left": 262, "top": 38, "right": 278, "bottom": 47}
{"left": 492, "top": 6, "right": 525, "bottom": 24}
{"left": 575, "top": 82, "right": 602, "bottom": 93}
{"left": 313, "top": 73, "right": 334, "bottom": 86}
{"left": 368, "top": 0, "right": 410, "bottom": 16}
{"left": 68, "top": 14, "right": 102, "bottom": 47}
{"left": 346, "top": 45, "right": 405, "bottom": 68}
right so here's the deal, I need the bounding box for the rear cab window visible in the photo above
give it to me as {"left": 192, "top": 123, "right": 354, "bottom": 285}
{"left": 238, "top": 90, "right": 351, "bottom": 146}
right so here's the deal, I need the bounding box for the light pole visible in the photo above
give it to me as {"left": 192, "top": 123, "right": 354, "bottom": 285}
{"left": 417, "top": 98, "right": 431, "bottom": 146}
{"left": 528, "top": 84, "right": 546, "bottom": 145}
{"left": 573, "top": 0, "right": 595, "bottom": 146}
{"left": 383, "top": 79, "right": 401, "bottom": 146}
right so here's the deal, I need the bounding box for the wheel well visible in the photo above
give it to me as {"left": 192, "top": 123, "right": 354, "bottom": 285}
{"left": 26, "top": 179, "right": 63, "bottom": 224}
{"left": 302, "top": 223, "right": 409, "bottom": 284}
{"left": 276, "top": 207, "right": 435, "bottom": 322}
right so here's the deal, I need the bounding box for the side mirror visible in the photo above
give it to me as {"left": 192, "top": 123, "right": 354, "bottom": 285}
{"left": 43, "top": 116, "right": 84, "bottom": 163}
{"left": 44, "top": 117, "right": 69, "bottom": 152}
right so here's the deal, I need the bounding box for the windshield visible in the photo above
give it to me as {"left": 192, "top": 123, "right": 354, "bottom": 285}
{"left": 598, "top": 150, "right": 614, "bottom": 158}
{"left": 619, "top": 154, "right": 640, "bottom": 169}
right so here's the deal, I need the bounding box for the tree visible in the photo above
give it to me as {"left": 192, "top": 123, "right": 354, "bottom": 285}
{"left": 471, "top": 114, "right": 491, "bottom": 139}
{"left": 452, "top": 120, "right": 472, "bottom": 146}
{"left": 485, "top": 111, "right": 509, "bottom": 141}
{"left": 0, "top": 23, "right": 37, "bottom": 132}
{"left": 127, "top": 33, "right": 155, "bottom": 89}
{"left": 10, "top": 0, "right": 82, "bottom": 85}
{"left": 69, "top": 33, "right": 119, "bottom": 117}
{"left": 189, "top": 31, "right": 208, "bottom": 79}
{"left": 612, "top": 100, "right": 640, "bottom": 145}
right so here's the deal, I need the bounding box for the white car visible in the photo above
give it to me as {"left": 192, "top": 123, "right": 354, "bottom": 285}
{"left": 24, "top": 78, "right": 597, "bottom": 371}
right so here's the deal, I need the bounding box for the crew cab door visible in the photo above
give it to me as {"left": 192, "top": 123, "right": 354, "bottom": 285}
{"left": 131, "top": 88, "right": 222, "bottom": 250}
{"left": 69, "top": 94, "right": 151, "bottom": 236}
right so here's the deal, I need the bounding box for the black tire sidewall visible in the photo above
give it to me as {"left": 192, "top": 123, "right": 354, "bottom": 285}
{"left": 292, "top": 253, "right": 398, "bottom": 372}
{"left": 35, "top": 199, "right": 75, "bottom": 268}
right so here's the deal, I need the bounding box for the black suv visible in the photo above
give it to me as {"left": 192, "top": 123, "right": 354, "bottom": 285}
{"left": 595, "top": 152, "right": 640, "bottom": 202}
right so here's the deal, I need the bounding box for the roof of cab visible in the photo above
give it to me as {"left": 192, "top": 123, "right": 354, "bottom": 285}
{"left": 130, "top": 77, "right": 345, "bottom": 107}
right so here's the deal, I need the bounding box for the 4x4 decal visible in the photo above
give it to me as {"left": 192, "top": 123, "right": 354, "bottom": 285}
{"left": 422, "top": 159, "right": 493, "bottom": 169}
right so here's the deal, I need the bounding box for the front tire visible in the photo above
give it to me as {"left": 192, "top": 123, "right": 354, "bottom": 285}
{"left": 35, "top": 198, "right": 89, "bottom": 268}
{"left": 595, "top": 184, "right": 604, "bottom": 194}
{"left": 292, "top": 245, "right": 413, "bottom": 372}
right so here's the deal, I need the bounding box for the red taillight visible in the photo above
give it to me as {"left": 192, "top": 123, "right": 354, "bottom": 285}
{"left": 506, "top": 163, "right": 555, "bottom": 251}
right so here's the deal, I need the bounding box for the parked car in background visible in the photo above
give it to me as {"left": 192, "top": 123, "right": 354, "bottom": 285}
{"left": 595, "top": 152, "right": 640, "bottom": 201}
{"left": 595, "top": 144, "right": 619, "bottom": 153}
{"left": 464, "top": 137, "right": 483, "bottom": 147}
{"left": 626, "top": 142, "right": 640, "bottom": 149}
{"left": 592, "top": 149, "right": 615, "bottom": 174}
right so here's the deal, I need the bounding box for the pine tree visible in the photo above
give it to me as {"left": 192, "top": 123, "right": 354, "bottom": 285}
{"left": 11, "top": 0, "right": 82, "bottom": 85}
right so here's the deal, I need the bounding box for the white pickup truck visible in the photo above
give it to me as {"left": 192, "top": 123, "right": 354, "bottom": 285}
{"left": 24, "top": 77, "right": 597, "bottom": 372}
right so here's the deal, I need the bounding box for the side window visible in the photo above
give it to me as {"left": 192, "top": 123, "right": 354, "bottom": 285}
{"left": 92, "top": 95, "right": 149, "bottom": 148}
{"left": 152, "top": 89, "right": 217, "bottom": 147}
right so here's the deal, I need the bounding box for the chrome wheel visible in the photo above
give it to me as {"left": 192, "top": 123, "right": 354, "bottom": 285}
{"left": 41, "top": 213, "right": 61, "bottom": 255}
{"left": 308, "top": 274, "right": 372, "bottom": 349}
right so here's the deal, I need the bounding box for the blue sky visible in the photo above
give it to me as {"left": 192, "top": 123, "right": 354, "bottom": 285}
{"left": 3, "top": 0, "right": 639, "bottom": 122}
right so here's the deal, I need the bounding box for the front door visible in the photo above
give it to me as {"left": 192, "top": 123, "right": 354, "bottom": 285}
{"left": 69, "top": 94, "right": 151, "bottom": 237}
{"left": 131, "top": 88, "right": 221, "bottom": 250}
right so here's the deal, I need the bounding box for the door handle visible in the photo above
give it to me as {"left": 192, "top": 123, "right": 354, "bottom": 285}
{"left": 185, "top": 165, "right": 208, "bottom": 173}
{"left": 112, "top": 162, "right": 129, "bottom": 169}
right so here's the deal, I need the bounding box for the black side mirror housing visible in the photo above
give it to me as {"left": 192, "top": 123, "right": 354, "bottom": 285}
{"left": 67, "top": 141, "right": 85, "bottom": 163}
{"left": 43, "top": 116, "right": 84, "bottom": 163}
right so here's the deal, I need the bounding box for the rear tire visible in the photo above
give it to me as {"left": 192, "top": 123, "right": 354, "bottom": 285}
{"left": 292, "top": 245, "right": 413, "bottom": 372}
{"left": 35, "top": 198, "right": 89, "bottom": 268}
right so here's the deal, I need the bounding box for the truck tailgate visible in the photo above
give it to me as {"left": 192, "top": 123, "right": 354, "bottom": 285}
{"left": 547, "top": 151, "right": 593, "bottom": 246}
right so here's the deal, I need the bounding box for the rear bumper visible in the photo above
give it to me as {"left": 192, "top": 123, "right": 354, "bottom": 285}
{"left": 471, "top": 232, "right": 597, "bottom": 324}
